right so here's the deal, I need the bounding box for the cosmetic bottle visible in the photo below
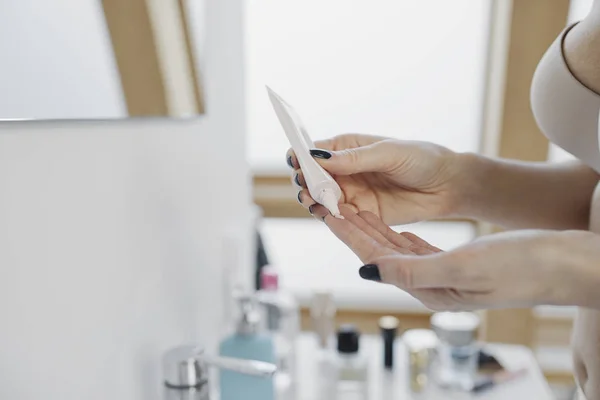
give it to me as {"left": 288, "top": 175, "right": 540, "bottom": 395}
{"left": 219, "top": 294, "right": 276, "bottom": 400}
{"left": 402, "top": 329, "right": 438, "bottom": 393}
{"left": 430, "top": 311, "right": 480, "bottom": 391}
{"left": 332, "top": 324, "right": 369, "bottom": 400}
{"left": 309, "top": 291, "right": 338, "bottom": 399}
{"left": 256, "top": 265, "right": 299, "bottom": 400}
{"left": 309, "top": 291, "right": 336, "bottom": 349}
{"left": 379, "top": 316, "right": 400, "bottom": 370}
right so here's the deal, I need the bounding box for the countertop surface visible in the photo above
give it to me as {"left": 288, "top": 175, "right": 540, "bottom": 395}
{"left": 293, "top": 334, "right": 554, "bottom": 400}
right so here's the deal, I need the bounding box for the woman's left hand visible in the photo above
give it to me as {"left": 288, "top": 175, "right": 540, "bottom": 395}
{"left": 315, "top": 204, "right": 600, "bottom": 311}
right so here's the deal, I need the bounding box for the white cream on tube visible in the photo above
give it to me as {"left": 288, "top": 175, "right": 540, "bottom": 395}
{"left": 267, "top": 86, "right": 343, "bottom": 218}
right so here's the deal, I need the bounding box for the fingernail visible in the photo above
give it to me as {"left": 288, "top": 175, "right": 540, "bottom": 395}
{"left": 308, "top": 205, "right": 314, "bottom": 215}
{"left": 359, "top": 264, "right": 381, "bottom": 282}
{"left": 286, "top": 155, "right": 293, "bottom": 168}
{"left": 297, "top": 191, "right": 302, "bottom": 204}
{"left": 294, "top": 174, "right": 301, "bottom": 186}
{"left": 310, "top": 149, "right": 332, "bottom": 159}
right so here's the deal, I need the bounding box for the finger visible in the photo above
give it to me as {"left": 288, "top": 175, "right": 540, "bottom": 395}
{"left": 313, "top": 134, "right": 386, "bottom": 151}
{"left": 373, "top": 253, "right": 463, "bottom": 289}
{"left": 309, "top": 203, "right": 330, "bottom": 221}
{"left": 358, "top": 212, "right": 437, "bottom": 255}
{"left": 297, "top": 189, "right": 316, "bottom": 209}
{"left": 287, "top": 140, "right": 336, "bottom": 169}
{"left": 288, "top": 133, "right": 386, "bottom": 170}
{"left": 324, "top": 206, "right": 395, "bottom": 262}
{"left": 341, "top": 210, "right": 402, "bottom": 253}
{"left": 291, "top": 170, "right": 306, "bottom": 188}
{"left": 285, "top": 149, "right": 299, "bottom": 169}
{"left": 359, "top": 211, "right": 414, "bottom": 249}
{"left": 400, "top": 232, "right": 442, "bottom": 253}
{"left": 310, "top": 141, "right": 393, "bottom": 176}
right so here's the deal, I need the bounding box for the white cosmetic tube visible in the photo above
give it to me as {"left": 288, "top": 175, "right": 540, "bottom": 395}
{"left": 267, "top": 87, "right": 343, "bottom": 218}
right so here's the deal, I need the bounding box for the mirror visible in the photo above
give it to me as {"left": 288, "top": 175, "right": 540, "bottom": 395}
{"left": 0, "top": 0, "right": 205, "bottom": 120}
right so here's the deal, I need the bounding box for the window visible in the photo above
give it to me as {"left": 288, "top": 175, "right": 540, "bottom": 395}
{"left": 245, "top": 0, "right": 492, "bottom": 171}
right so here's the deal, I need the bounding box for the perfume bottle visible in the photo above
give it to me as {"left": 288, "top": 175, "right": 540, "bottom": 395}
{"left": 256, "top": 265, "right": 299, "bottom": 400}
{"left": 431, "top": 312, "right": 480, "bottom": 391}
{"left": 402, "top": 329, "right": 438, "bottom": 393}
{"left": 219, "top": 294, "right": 276, "bottom": 400}
{"left": 333, "top": 325, "right": 369, "bottom": 400}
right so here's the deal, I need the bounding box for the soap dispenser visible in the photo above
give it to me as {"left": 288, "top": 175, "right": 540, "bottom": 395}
{"left": 219, "top": 294, "right": 276, "bottom": 400}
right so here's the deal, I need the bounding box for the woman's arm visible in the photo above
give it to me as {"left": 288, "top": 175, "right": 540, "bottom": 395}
{"left": 450, "top": 5, "right": 600, "bottom": 231}
{"left": 454, "top": 154, "right": 599, "bottom": 230}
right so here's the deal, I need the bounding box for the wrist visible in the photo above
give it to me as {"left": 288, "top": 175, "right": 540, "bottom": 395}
{"left": 554, "top": 230, "right": 600, "bottom": 309}
{"left": 447, "top": 152, "right": 496, "bottom": 219}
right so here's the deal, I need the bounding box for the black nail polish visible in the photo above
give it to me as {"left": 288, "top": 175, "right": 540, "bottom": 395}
{"left": 308, "top": 205, "right": 314, "bottom": 215}
{"left": 297, "top": 191, "right": 302, "bottom": 204}
{"left": 294, "top": 174, "right": 301, "bottom": 186}
{"left": 310, "top": 149, "right": 332, "bottom": 159}
{"left": 359, "top": 264, "right": 381, "bottom": 282}
{"left": 286, "top": 155, "right": 294, "bottom": 168}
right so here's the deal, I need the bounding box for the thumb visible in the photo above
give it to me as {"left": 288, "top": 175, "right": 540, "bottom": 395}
{"left": 311, "top": 142, "right": 391, "bottom": 175}
{"left": 360, "top": 253, "right": 462, "bottom": 289}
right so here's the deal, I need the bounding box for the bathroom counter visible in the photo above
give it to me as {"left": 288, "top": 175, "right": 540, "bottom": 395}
{"left": 294, "top": 334, "right": 554, "bottom": 400}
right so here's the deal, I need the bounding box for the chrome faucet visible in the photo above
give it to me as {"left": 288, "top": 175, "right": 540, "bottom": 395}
{"left": 162, "top": 344, "right": 277, "bottom": 400}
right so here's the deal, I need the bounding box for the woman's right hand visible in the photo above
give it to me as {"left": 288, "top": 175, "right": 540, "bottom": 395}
{"left": 287, "top": 134, "right": 468, "bottom": 225}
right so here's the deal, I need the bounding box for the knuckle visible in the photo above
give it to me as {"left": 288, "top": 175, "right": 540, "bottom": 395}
{"left": 341, "top": 147, "right": 360, "bottom": 164}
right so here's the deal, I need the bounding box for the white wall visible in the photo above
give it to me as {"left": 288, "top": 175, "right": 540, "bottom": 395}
{"left": 0, "top": 0, "right": 126, "bottom": 119}
{"left": 0, "top": 1, "right": 250, "bottom": 399}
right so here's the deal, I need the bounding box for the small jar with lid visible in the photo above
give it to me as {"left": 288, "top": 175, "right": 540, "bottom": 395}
{"left": 430, "top": 311, "right": 480, "bottom": 391}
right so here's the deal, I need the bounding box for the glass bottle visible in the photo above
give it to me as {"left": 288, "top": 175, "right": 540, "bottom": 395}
{"left": 256, "top": 266, "right": 300, "bottom": 400}
{"left": 402, "top": 329, "right": 438, "bottom": 393}
{"left": 332, "top": 324, "right": 369, "bottom": 400}
{"left": 430, "top": 311, "right": 480, "bottom": 391}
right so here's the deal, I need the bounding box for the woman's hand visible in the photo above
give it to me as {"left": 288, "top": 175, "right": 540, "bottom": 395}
{"left": 319, "top": 204, "right": 600, "bottom": 311}
{"left": 287, "top": 134, "right": 466, "bottom": 225}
